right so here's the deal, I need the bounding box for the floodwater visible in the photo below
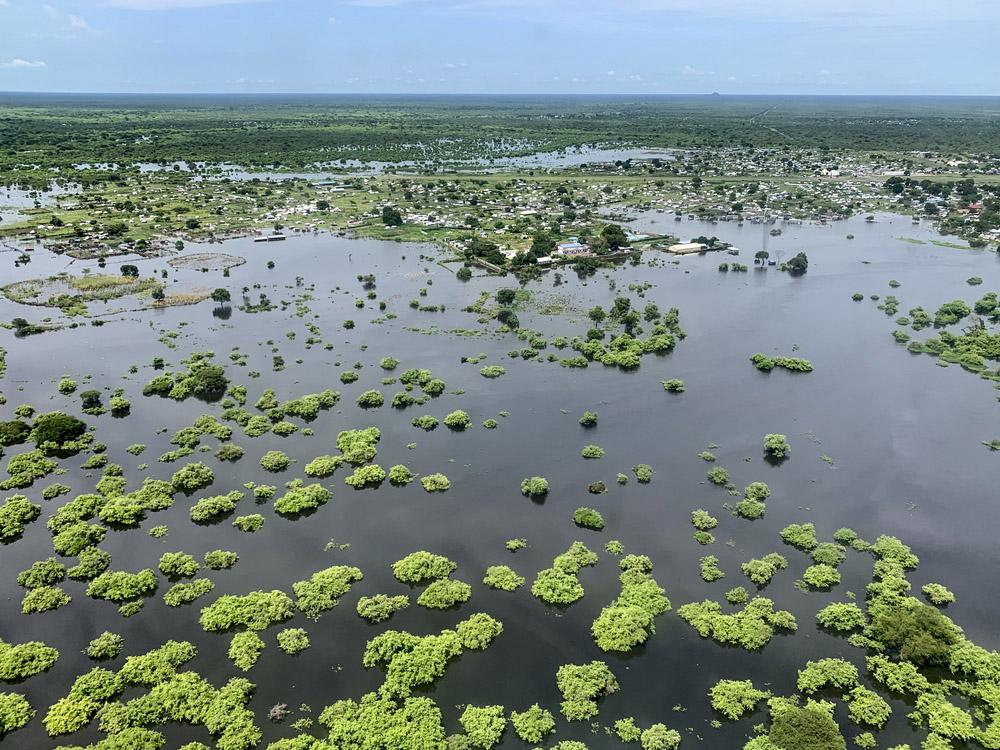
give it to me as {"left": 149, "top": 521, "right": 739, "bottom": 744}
{"left": 60, "top": 146, "right": 675, "bottom": 183}
{"left": 1, "top": 213, "right": 999, "bottom": 748}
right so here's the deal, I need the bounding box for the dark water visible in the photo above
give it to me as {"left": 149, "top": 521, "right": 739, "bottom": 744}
{"left": 1, "top": 214, "right": 999, "bottom": 748}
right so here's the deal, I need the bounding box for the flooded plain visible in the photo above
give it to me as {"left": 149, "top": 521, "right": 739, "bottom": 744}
{"left": 1, "top": 213, "right": 999, "bottom": 748}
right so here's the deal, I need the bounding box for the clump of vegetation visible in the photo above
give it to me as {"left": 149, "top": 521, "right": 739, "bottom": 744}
{"left": 741, "top": 553, "right": 788, "bottom": 586}
{"left": 274, "top": 481, "right": 331, "bottom": 515}
{"left": 204, "top": 550, "right": 239, "bottom": 569}
{"left": 357, "top": 390, "right": 384, "bottom": 408}
{"left": 579, "top": 411, "right": 598, "bottom": 427}
{"left": 260, "top": 450, "right": 291, "bottom": 472}
{"left": 293, "top": 565, "right": 364, "bottom": 619}
{"left": 361, "top": 614, "right": 502, "bottom": 696}
{"left": 158, "top": 551, "right": 199, "bottom": 578}
{"left": 170, "top": 462, "right": 214, "bottom": 493}
{"left": 692, "top": 509, "right": 718, "bottom": 530}
{"left": 86, "top": 569, "right": 158, "bottom": 605}
{"left": 190, "top": 490, "right": 244, "bottom": 522}
{"left": 802, "top": 563, "right": 842, "bottom": 589}
{"left": 142, "top": 354, "right": 228, "bottom": 401}
{"left": 816, "top": 602, "right": 866, "bottom": 631}
{"left": 393, "top": 551, "right": 457, "bottom": 584}
{"left": 573, "top": 507, "right": 605, "bottom": 530}
{"left": 412, "top": 415, "right": 439, "bottom": 431}
{"left": 922, "top": 582, "right": 956, "bottom": 605}
{"left": 662, "top": 379, "right": 685, "bottom": 393}
{"left": 480, "top": 365, "right": 506, "bottom": 378}
{"left": 735, "top": 481, "right": 771, "bottom": 520}
{"left": 420, "top": 473, "right": 451, "bottom": 492}
{"left": 483, "top": 565, "right": 525, "bottom": 591}
{"left": 337, "top": 427, "right": 381, "bottom": 464}
{"left": 232, "top": 513, "right": 264, "bottom": 532}
{"left": 388, "top": 464, "right": 414, "bottom": 485}
{"left": 677, "top": 597, "right": 796, "bottom": 650}
{"left": 357, "top": 594, "right": 409, "bottom": 623}
{"left": 200, "top": 589, "right": 294, "bottom": 632}
{"left": 520, "top": 476, "right": 548, "bottom": 497}
{"left": 0, "top": 495, "right": 42, "bottom": 542}
{"left": 764, "top": 433, "right": 791, "bottom": 460}
{"left": 700, "top": 554, "right": 726, "bottom": 582}
{"left": 707, "top": 466, "right": 730, "bottom": 485}
{"left": 443, "top": 410, "right": 471, "bottom": 430}
{"left": 228, "top": 630, "right": 264, "bottom": 671}
{"left": 417, "top": 578, "right": 472, "bottom": 609}
{"left": 163, "top": 578, "right": 214, "bottom": 607}
{"left": 532, "top": 541, "right": 598, "bottom": 605}
{"left": 633, "top": 464, "right": 653, "bottom": 483}
{"left": 277, "top": 628, "right": 311, "bottom": 655}
{"left": 781, "top": 522, "right": 818, "bottom": 551}
{"left": 750, "top": 353, "right": 813, "bottom": 373}
{"left": 556, "top": 661, "right": 619, "bottom": 721}
{"left": 709, "top": 679, "right": 772, "bottom": 722}
{"left": 85, "top": 632, "right": 123, "bottom": 660}
{"left": 510, "top": 704, "right": 556, "bottom": 744}
{"left": 301, "top": 455, "right": 342, "bottom": 481}
{"left": 345, "top": 463, "right": 386, "bottom": 489}
{"left": 591, "top": 554, "right": 670, "bottom": 653}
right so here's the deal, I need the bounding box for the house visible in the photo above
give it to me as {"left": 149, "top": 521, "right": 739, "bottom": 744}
{"left": 666, "top": 242, "right": 707, "bottom": 255}
{"left": 555, "top": 239, "right": 592, "bottom": 257}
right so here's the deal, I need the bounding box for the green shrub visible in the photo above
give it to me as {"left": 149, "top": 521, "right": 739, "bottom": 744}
{"left": 555, "top": 661, "right": 618, "bottom": 721}
{"left": 233, "top": 514, "right": 265, "bottom": 532}
{"left": 86, "top": 569, "right": 157, "bottom": 603}
{"left": 573, "top": 507, "right": 605, "bottom": 530}
{"left": 158, "top": 552, "right": 199, "bottom": 578}
{"left": 277, "top": 628, "right": 311, "bottom": 654}
{"left": 520, "top": 476, "right": 548, "bottom": 497}
{"left": 417, "top": 578, "right": 472, "bottom": 609}
{"left": 356, "top": 594, "right": 409, "bottom": 624}
{"left": 163, "top": 578, "right": 214, "bottom": 607}
{"left": 228, "top": 631, "right": 264, "bottom": 671}
{"left": 274, "top": 481, "right": 330, "bottom": 515}
{"left": 293, "top": 565, "right": 363, "bottom": 619}
{"left": 459, "top": 705, "right": 506, "bottom": 749}
{"left": 204, "top": 550, "right": 238, "bottom": 569}
{"left": 443, "top": 410, "right": 471, "bottom": 429}
{"left": 483, "top": 566, "right": 525, "bottom": 591}
{"left": 392, "top": 551, "right": 457, "bottom": 584}
{"left": 260, "top": 450, "right": 291, "bottom": 472}
{"left": 420, "top": 473, "right": 450, "bottom": 492}
{"left": 510, "top": 704, "right": 555, "bottom": 743}
{"left": 85, "top": 632, "right": 124, "bottom": 660}
{"left": 345, "top": 464, "right": 386, "bottom": 489}
{"left": 764, "top": 433, "right": 791, "bottom": 460}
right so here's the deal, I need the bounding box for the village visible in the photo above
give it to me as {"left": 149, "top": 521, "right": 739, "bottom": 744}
{"left": 1, "top": 142, "right": 998, "bottom": 268}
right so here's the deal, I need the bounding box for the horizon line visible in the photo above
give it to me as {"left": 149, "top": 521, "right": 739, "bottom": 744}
{"left": 1, "top": 90, "right": 998, "bottom": 99}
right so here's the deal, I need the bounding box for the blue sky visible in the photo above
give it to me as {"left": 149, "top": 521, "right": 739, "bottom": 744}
{"left": 0, "top": 0, "right": 996, "bottom": 94}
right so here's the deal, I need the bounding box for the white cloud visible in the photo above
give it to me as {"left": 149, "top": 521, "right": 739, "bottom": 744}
{"left": 101, "top": 0, "right": 263, "bottom": 8}
{"left": 681, "top": 64, "right": 714, "bottom": 77}
{"left": 42, "top": 4, "right": 98, "bottom": 33}
{"left": 68, "top": 14, "right": 95, "bottom": 30}
{"left": 346, "top": 0, "right": 1000, "bottom": 25}
{"left": 328, "top": 15, "right": 336, "bottom": 23}
{"left": 2, "top": 58, "right": 47, "bottom": 68}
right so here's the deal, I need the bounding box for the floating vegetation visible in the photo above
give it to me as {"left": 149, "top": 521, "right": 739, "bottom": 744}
{"left": 591, "top": 554, "right": 670, "bottom": 652}
{"left": 532, "top": 542, "right": 598, "bottom": 605}
{"left": 357, "top": 595, "right": 409, "bottom": 624}
{"left": 750, "top": 353, "right": 814, "bottom": 373}
{"left": 677, "top": 597, "right": 797, "bottom": 650}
